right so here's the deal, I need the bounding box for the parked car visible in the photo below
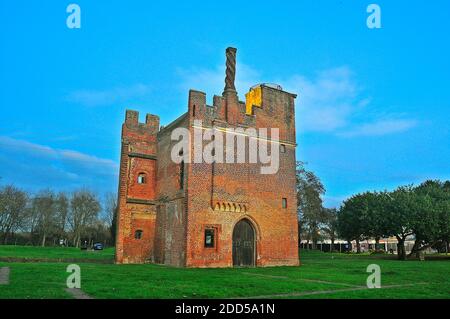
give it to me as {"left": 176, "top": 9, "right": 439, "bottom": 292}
{"left": 93, "top": 243, "right": 104, "bottom": 250}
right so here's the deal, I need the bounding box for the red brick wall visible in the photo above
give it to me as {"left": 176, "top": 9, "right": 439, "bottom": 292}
{"left": 115, "top": 110, "right": 159, "bottom": 264}
{"left": 127, "top": 157, "right": 156, "bottom": 200}
{"left": 184, "top": 88, "right": 299, "bottom": 267}
{"left": 116, "top": 77, "right": 299, "bottom": 267}
{"left": 153, "top": 115, "right": 189, "bottom": 266}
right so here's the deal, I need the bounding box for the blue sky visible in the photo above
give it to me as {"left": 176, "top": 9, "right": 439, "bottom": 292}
{"left": 0, "top": 1, "right": 449, "bottom": 207}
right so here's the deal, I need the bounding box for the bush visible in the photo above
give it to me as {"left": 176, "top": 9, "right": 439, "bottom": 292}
{"left": 369, "top": 249, "right": 386, "bottom": 255}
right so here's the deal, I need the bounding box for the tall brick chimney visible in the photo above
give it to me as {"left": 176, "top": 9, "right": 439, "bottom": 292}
{"left": 222, "top": 47, "right": 239, "bottom": 122}
{"left": 223, "top": 47, "right": 237, "bottom": 94}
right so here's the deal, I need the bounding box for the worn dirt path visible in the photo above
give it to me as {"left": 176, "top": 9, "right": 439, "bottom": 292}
{"left": 0, "top": 267, "right": 10, "bottom": 285}
{"left": 65, "top": 288, "right": 94, "bottom": 299}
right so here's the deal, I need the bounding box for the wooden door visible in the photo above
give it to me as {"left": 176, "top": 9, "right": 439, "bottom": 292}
{"left": 232, "top": 219, "right": 255, "bottom": 267}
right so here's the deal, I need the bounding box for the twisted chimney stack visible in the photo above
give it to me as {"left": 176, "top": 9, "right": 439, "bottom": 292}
{"left": 223, "top": 47, "right": 237, "bottom": 94}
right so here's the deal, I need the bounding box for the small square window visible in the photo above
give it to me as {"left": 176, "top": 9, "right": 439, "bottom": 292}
{"left": 282, "top": 198, "right": 287, "bottom": 209}
{"left": 135, "top": 230, "right": 143, "bottom": 239}
{"left": 204, "top": 229, "right": 215, "bottom": 248}
{"left": 280, "top": 144, "right": 286, "bottom": 153}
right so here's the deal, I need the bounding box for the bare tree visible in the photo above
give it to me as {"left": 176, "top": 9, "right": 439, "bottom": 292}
{"left": 32, "top": 190, "right": 58, "bottom": 247}
{"left": 0, "top": 185, "right": 28, "bottom": 244}
{"left": 103, "top": 192, "right": 117, "bottom": 241}
{"left": 68, "top": 190, "right": 101, "bottom": 247}
{"left": 26, "top": 197, "right": 41, "bottom": 244}
{"left": 85, "top": 219, "right": 111, "bottom": 247}
{"left": 104, "top": 192, "right": 117, "bottom": 227}
{"left": 55, "top": 192, "right": 69, "bottom": 244}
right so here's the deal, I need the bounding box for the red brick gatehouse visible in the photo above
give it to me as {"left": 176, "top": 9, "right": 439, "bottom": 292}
{"left": 115, "top": 48, "right": 299, "bottom": 267}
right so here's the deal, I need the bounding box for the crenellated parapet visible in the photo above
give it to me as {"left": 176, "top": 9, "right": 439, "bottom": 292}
{"left": 124, "top": 110, "right": 159, "bottom": 133}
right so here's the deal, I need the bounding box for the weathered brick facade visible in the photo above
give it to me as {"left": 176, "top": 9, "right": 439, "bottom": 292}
{"left": 115, "top": 48, "right": 299, "bottom": 267}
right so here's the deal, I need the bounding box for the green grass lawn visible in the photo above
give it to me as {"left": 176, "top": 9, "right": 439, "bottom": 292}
{"left": 0, "top": 245, "right": 115, "bottom": 261}
{"left": 0, "top": 247, "right": 449, "bottom": 299}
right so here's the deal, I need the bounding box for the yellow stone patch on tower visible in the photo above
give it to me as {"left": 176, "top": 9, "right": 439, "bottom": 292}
{"left": 245, "top": 86, "right": 262, "bottom": 115}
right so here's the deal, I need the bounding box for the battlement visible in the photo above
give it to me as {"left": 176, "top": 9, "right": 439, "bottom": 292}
{"left": 125, "top": 110, "right": 160, "bottom": 132}
{"left": 186, "top": 84, "right": 296, "bottom": 131}
{"left": 245, "top": 84, "right": 297, "bottom": 116}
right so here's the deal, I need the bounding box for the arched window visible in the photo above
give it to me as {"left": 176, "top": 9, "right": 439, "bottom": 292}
{"left": 137, "top": 173, "right": 146, "bottom": 184}
{"left": 282, "top": 198, "right": 287, "bottom": 209}
{"left": 135, "top": 230, "right": 143, "bottom": 239}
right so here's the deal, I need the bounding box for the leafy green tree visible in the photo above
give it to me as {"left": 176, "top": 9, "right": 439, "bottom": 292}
{"left": 363, "top": 191, "right": 392, "bottom": 248}
{"left": 322, "top": 208, "right": 338, "bottom": 250}
{"left": 296, "top": 161, "right": 326, "bottom": 249}
{"left": 337, "top": 194, "right": 368, "bottom": 253}
{"left": 412, "top": 180, "right": 450, "bottom": 255}
{"left": 331, "top": 179, "right": 450, "bottom": 259}
{"left": 442, "top": 182, "right": 450, "bottom": 253}
{"left": 338, "top": 191, "right": 392, "bottom": 252}
{"left": 384, "top": 186, "right": 422, "bottom": 260}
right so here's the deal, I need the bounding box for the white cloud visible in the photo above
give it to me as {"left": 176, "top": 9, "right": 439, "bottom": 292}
{"left": 0, "top": 136, "right": 118, "bottom": 192}
{"left": 281, "top": 66, "right": 364, "bottom": 133}
{"left": 177, "top": 64, "right": 358, "bottom": 132}
{"left": 177, "top": 62, "right": 417, "bottom": 137}
{"left": 280, "top": 68, "right": 419, "bottom": 137}
{"left": 338, "top": 118, "right": 418, "bottom": 137}
{"left": 59, "top": 149, "right": 118, "bottom": 175}
{"left": 67, "top": 83, "right": 152, "bottom": 107}
{"left": 0, "top": 136, "right": 57, "bottom": 158}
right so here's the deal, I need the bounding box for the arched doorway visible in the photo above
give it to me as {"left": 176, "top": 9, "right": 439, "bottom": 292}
{"left": 232, "top": 219, "right": 256, "bottom": 267}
